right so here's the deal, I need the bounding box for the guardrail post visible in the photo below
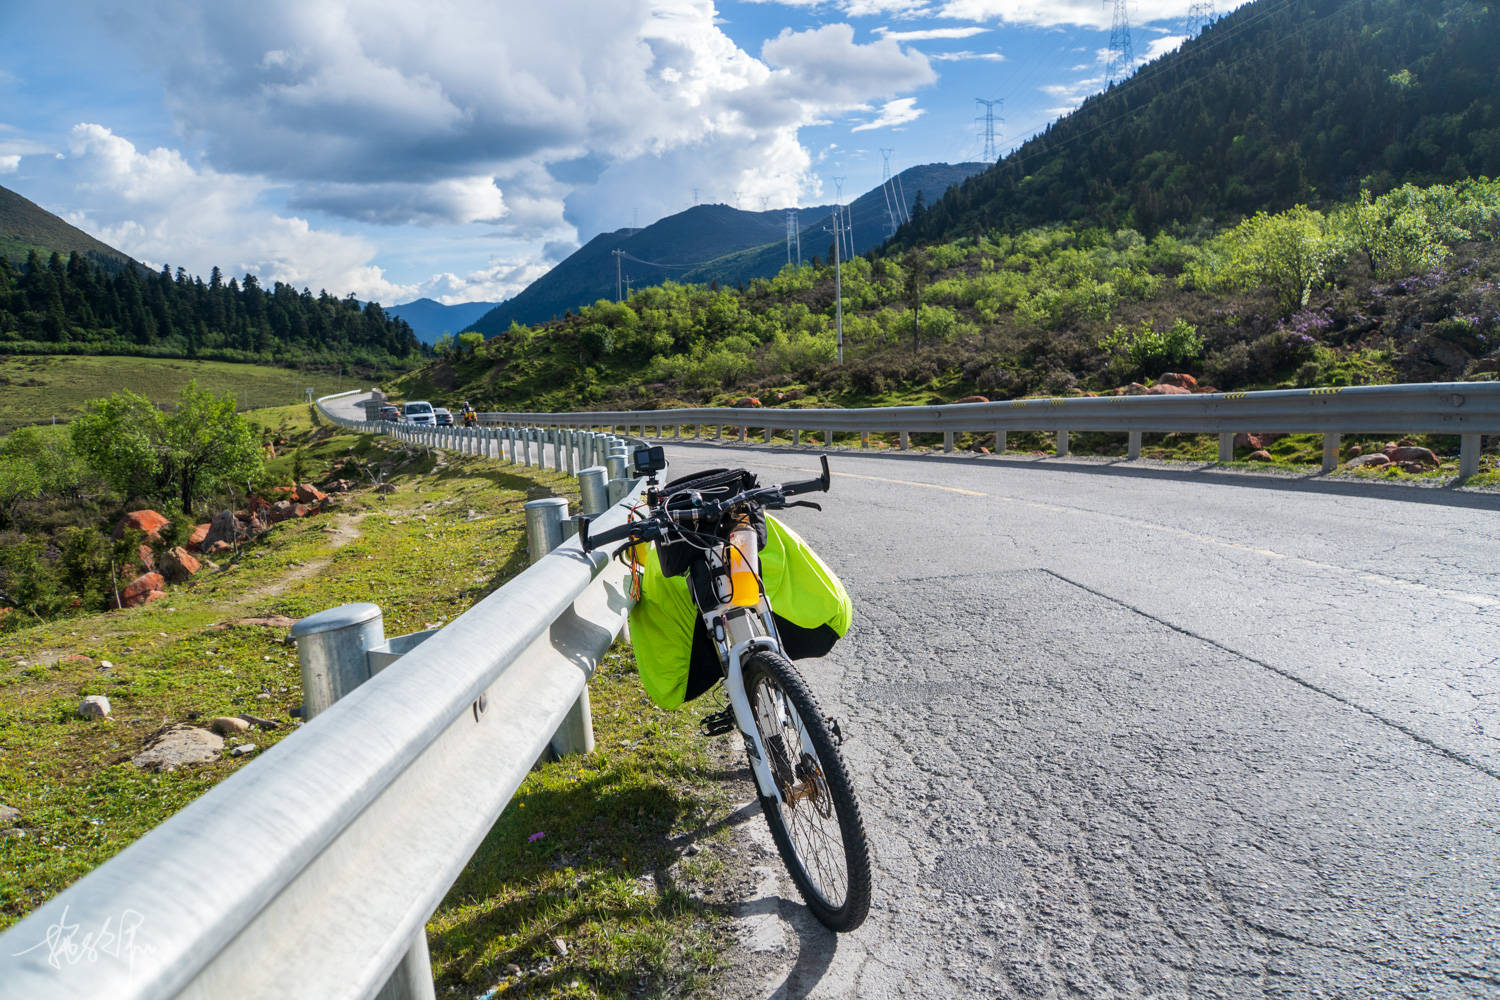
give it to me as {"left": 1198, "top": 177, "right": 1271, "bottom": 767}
{"left": 899, "top": 430, "right": 909, "bottom": 450}
{"left": 860, "top": 431, "right": 869, "bottom": 449}
{"left": 792, "top": 428, "right": 801, "bottom": 446}
{"left": 525, "top": 498, "right": 595, "bottom": 759}
{"left": 764, "top": 426, "right": 773, "bottom": 445}
{"left": 579, "top": 467, "right": 610, "bottom": 515}
{"left": 1056, "top": 430, "right": 1069, "bottom": 457}
{"left": 943, "top": 431, "right": 954, "bottom": 453}
{"left": 824, "top": 428, "right": 833, "bottom": 447}
{"left": 1128, "top": 431, "right": 1142, "bottom": 460}
{"left": 995, "top": 431, "right": 1006, "bottom": 454}
{"left": 1460, "top": 433, "right": 1480, "bottom": 479}
{"left": 673, "top": 424, "right": 680, "bottom": 439}
{"left": 291, "top": 604, "right": 437, "bottom": 1000}
{"left": 1322, "top": 433, "right": 1340, "bottom": 473}
{"left": 606, "top": 449, "right": 629, "bottom": 504}
{"left": 564, "top": 430, "right": 576, "bottom": 475}
{"left": 739, "top": 425, "right": 747, "bottom": 442}
{"left": 1218, "top": 431, "right": 1235, "bottom": 463}
{"left": 714, "top": 424, "right": 722, "bottom": 440}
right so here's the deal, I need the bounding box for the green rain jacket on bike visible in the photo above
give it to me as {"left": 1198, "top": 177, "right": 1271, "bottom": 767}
{"left": 628, "top": 514, "right": 853, "bottom": 710}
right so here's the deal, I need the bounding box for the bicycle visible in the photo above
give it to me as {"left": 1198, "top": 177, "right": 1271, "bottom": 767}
{"left": 580, "top": 449, "right": 872, "bottom": 932}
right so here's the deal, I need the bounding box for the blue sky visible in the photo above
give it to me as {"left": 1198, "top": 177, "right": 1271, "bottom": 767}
{"left": 0, "top": 1, "right": 1243, "bottom": 306}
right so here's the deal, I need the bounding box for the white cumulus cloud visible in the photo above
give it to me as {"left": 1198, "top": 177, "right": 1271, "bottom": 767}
{"left": 852, "top": 97, "right": 924, "bottom": 132}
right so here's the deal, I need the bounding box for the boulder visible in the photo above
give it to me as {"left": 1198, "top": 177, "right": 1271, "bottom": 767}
{"left": 248, "top": 495, "right": 273, "bottom": 516}
{"left": 781, "top": 389, "right": 804, "bottom": 402}
{"left": 1349, "top": 444, "right": 1363, "bottom": 457}
{"left": 294, "top": 483, "right": 327, "bottom": 504}
{"left": 270, "top": 500, "right": 297, "bottom": 523}
{"left": 114, "top": 510, "right": 169, "bottom": 541}
{"left": 1122, "top": 382, "right": 1150, "bottom": 395}
{"left": 1146, "top": 383, "right": 1192, "bottom": 395}
{"left": 186, "top": 523, "right": 210, "bottom": 552}
{"left": 160, "top": 547, "right": 201, "bottom": 582}
{"left": 208, "top": 540, "right": 233, "bottom": 555}
{"left": 77, "top": 694, "right": 111, "bottom": 720}
{"left": 131, "top": 725, "right": 224, "bottom": 772}
{"left": 291, "top": 503, "right": 310, "bottom": 518}
{"left": 954, "top": 395, "right": 990, "bottom": 404}
{"left": 1384, "top": 445, "right": 1439, "bottom": 467}
{"left": 1247, "top": 449, "right": 1274, "bottom": 462}
{"left": 1398, "top": 460, "right": 1434, "bottom": 474}
{"left": 202, "top": 510, "right": 244, "bottom": 550}
{"left": 325, "top": 479, "right": 354, "bottom": 493}
{"left": 1192, "top": 386, "right": 1221, "bottom": 394}
{"left": 117, "top": 572, "right": 166, "bottom": 609}
{"left": 136, "top": 543, "right": 156, "bottom": 573}
{"left": 1157, "top": 372, "right": 1199, "bottom": 390}
{"left": 1346, "top": 453, "right": 1391, "bottom": 468}
{"left": 732, "top": 396, "right": 762, "bottom": 408}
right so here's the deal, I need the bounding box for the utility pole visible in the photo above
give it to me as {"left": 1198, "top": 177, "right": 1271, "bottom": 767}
{"left": 1182, "top": 2, "right": 1215, "bottom": 37}
{"left": 832, "top": 177, "right": 854, "bottom": 260}
{"left": 975, "top": 99, "right": 1003, "bottom": 162}
{"left": 612, "top": 249, "right": 623, "bottom": 302}
{"left": 1104, "top": 0, "right": 1134, "bottom": 87}
{"left": 828, "top": 209, "right": 844, "bottom": 364}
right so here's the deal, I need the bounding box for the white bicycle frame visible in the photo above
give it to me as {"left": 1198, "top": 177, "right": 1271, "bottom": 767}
{"left": 694, "top": 544, "right": 807, "bottom": 809}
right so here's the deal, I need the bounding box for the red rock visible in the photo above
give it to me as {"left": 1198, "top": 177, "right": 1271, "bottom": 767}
{"left": 1346, "top": 453, "right": 1391, "bottom": 468}
{"left": 1192, "top": 386, "right": 1221, "bottom": 394}
{"left": 291, "top": 503, "right": 310, "bottom": 518}
{"left": 114, "top": 510, "right": 169, "bottom": 541}
{"left": 269, "top": 500, "right": 296, "bottom": 523}
{"left": 1349, "top": 444, "right": 1363, "bottom": 457}
{"left": 1386, "top": 446, "right": 1438, "bottom": 467}
{"left": 142, "top": 590, "right": 167, "bottom": 604}
{"left": 954, "top": 395, "right": 990, "bottom": 404}
{"left": 271, "top": 485, "right": 295, "bottom": 496}
{"left": 1157, "top": 372, "right": 1198, "bottom": 390}
{"left": 186, "top": 524, "right": 210, "bottom": 552}
{"left": 733, "top": 396, "right": 762, "bottom": 408}
{"left": 136, "top": 543, "right": 156, "bottom": 573}
{"left": 1146, "top": 383, "right": 1192, "bottom": 395}
{"left": 117, "top": 572, "right": 166, "bottom": 609}
{"left": 294, "top": 483, "right": 327, "bottom": 504}
{"left": 248, "top": 495, "right": 271, "bottom": 515}
{"left": 161, "top": 547, "right": 201, "bottom": 582}
{"left": 1382, "top": 441, "right": 1399, "bottom": 453}
{"left": 208, "top": 540, "right": 233, "bottom": 555}
{"left": 1398, "top": 460, "right": 1433, "bottom": 474}
{"left": 1247, "top": 449, "right": 1274, "bottom": 462}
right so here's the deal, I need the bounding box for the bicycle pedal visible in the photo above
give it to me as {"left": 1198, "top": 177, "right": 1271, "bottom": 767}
{"left": 699, "top": 707, "right": 735, "bottom": 737}
{"left": 825, "top": 716, "right": 845, "bottom": 746}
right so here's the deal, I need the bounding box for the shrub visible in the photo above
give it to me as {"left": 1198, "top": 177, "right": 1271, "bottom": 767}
{"left": 1099, "top": 319, "right": 1204, "bottom": 376}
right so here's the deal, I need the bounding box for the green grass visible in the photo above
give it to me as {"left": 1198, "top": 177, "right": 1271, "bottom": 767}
{"left": 0, "top": 355, "right": 362, "bottom": 435}
{"left": 0, "top": 422, "right": 733, "bottom": 998}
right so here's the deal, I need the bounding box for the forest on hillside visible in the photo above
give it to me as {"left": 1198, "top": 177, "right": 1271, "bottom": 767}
{"left": 401, "top": 180, "right": 1500, "bottom": 411}
{"left": 898, "top": 0, "right": 1500, "bottom": 243}
{"left": 0, "top": 250, "right": 424, "bottom": 371}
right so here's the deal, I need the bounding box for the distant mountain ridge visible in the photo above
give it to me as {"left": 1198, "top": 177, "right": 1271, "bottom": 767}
{"left": 386, "top": 297, "right": 500, "bottom": 344}
{"left": 467, "top": 162, "right": 986, "bottom": 335}
{"left": 0, "top": 184, "right": 136, "bottom": 270}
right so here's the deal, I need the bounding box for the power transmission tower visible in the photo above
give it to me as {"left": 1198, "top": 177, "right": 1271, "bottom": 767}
{"left": 612, "top": 249, "right": 623, "bottom": 302}
{"left": 761, "top": 195, "right": 770, "bottom": 212}
{"left": 1104, "top": 0, "right": 1134, "bottom": 87}
{"left": 786, "top": 211, "right": 801, "bottom": 267}
{"left": 692, "top": 187, "right": 700, "bottom": 204}
{"left": 826, "top": 209, "right": 844, "bottom": 364}
{"left": 1182, "top": 2, "right": 1215, "bottom": 37}
{"left": 880, "top": 149, "right": 900, "bottom": 238}
{"left": 974, "top": 99, "right": 1003, "bottom": 162}
{"left": 831, "top": 177, "right": 854, "bottom": 260}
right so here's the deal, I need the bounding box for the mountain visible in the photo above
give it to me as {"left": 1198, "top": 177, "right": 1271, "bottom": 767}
{"left": 898, "top": 0, "right": 1500, "bottom": 244}
{"left": 386, "top": 298, "right": 500, "bottom": 344}
{"left": 0, "top": 184, "right": 136, "bottom": 270}
{"left": 467, "top": 162, "right": 985, "bottom": 336}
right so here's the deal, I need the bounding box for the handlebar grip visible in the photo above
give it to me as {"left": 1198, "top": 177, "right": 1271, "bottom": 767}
{"left": 578, "top": 518, "right": 640, "bottom": 552}
{"left": 782, "top": 455, "right": 832, "bottom": 497}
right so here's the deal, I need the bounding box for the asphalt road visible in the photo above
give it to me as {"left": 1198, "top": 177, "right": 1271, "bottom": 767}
{"left": 324, "top": 396, "right": 1500, "bottom": 997}
{"left": 649, "top": 439, "right": 1500, "bottom": 999}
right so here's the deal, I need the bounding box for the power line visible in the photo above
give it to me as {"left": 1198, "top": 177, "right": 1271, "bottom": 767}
{"left": 1183, "top": 2, "right": 1217, "bottom": 38}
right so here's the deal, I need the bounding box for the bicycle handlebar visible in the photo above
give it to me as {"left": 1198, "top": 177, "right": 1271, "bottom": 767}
{"left": 579, "top": 456, "right": 832, "bottom": 553}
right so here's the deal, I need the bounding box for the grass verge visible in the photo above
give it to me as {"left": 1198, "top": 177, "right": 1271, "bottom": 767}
{"left": 0, "top": 416, "right": 734, "bottom": 999}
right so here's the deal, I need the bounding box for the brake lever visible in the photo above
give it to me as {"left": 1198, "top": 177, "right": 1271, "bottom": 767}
{"left": 780, "top": 500, "right": 822, "bottom": 512}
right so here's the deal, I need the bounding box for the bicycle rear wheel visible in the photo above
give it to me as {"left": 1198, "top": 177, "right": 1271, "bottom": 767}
{"left": 742, "top": 648, "right": 871, "bottom": 931}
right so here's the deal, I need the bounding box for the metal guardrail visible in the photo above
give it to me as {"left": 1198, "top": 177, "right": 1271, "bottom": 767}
{"left": 0, "top": 393, "right": 649, "bottom": 1000}
{"left": 478, "top": 381, "right": 1499, "bottom": 477}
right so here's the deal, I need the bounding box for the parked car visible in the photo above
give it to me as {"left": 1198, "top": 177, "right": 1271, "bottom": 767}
{"left": 402, "top": 400, "right": 436, "bottom": 425}
{"left": 433, "top": 407, "right": 454, "bottom": 426}
{"left": 379, "top": 404, "right": 400, "bottom": 422}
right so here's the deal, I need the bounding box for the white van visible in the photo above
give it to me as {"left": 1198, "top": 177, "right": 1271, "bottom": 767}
{"left": 402, "top": 400, "right": 436, "bottom": 425}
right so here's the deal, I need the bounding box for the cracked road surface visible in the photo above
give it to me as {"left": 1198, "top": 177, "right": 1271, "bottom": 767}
{"left": 653, "top": 441, "right": 1500, "bottom": 999}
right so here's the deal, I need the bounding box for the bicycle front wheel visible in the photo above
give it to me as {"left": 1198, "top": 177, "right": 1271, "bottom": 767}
{"left": 742, "top": 648, "right": 872, "bottom": 931}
